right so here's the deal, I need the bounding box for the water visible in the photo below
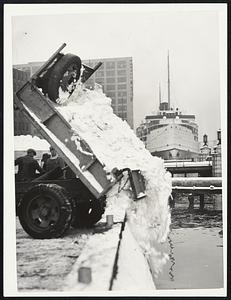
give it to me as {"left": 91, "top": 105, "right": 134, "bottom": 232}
{"left": 154, "top": 227, "right": 223, "bottom": 289}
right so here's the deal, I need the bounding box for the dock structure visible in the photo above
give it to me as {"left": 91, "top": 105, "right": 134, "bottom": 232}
{"left": 171, "top": 177, "right": 222, "bottom": 194}
{"left": 171, "top": 176, "right": 222, "bottom": 210}
{"left": 164, "top": 160, "right": 213, "bottom": 177}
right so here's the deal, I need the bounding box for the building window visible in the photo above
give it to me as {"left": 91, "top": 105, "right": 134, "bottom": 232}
{"left": 106, "top": 77, "right": 115, "bottom": 83}
{"left": 106, "top": 62, "right": 115, "bottom": 69}
{"left": 117, "top": 69, "right": 126, "bottom": 76}
{"left": 118, "top": 112, "right": 127, "bottom": 119}
{"left": 118, "top": 84, "right": 127, "bottom": 90}
{"left": 117, "top": 105, "right": 127, "bottom": 112}
{"left": 106, "top": 70, "right": 115, "bottom": 76}
{"left": 118, "top": 91, "right": 127, "bottom": 97}
{"left": 117, "top": 61, "right": 126, "bottom": 68}
{"left": 117, "top": 77, "right": 126, "bottom": 83}
{"left": 106, "top": 85, "right": 115, "bottom": 91}
{"left": 118, "top": 98, "right": 127, "bottom": 104}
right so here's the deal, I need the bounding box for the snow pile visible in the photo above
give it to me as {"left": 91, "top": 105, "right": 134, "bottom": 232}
{"left": 14, "top": 135, "right": 50, "bottom": 151}
{"left": 56, "top": 83, "right": 172, "bottom": 277}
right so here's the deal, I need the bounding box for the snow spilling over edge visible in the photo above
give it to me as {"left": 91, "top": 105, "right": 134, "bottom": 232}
{"left": 56, "top": 83, "right": 172, "bottom": 277}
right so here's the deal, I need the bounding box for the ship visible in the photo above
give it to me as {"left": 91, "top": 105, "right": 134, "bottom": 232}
{"left": 136, "top": 52, "right": 200, "bottom": 161}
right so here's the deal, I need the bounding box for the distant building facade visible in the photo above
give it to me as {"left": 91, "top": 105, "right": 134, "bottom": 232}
{"left": 14, "top": 56, "right": 134, "bottom": 129}
{"left": 82, "top": 57, "right": 134, "bottom": 128}
{"left": 14, "top": 61, "right": 42, "bottom": 78}
{"left": 13, "top": 68, "right": 35, "bottom": 136}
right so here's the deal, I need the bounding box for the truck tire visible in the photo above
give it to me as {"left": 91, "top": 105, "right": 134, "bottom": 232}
{"left": 18, "top": 184, "right": 73, "bottom": 239}
{"left": 72, "top": 196, "right": 106, "bottom": 228}
{"left": 47, "top": 53, "right": 82, "bottom": 102}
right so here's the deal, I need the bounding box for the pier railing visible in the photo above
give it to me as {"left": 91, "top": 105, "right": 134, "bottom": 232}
{"left": 172, "top": 177, "right": 222, "bottom": 194}
{"left": 171, "top": 177, "right": 222, "bottom": 210}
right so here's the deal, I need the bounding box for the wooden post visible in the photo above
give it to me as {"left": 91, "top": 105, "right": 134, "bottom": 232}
{"left": 106, "top": 215, "right": 114, "bottom": 227}
{"left": 199, "top": 194, "right": 205, "bottom": 210}
{"left": 78, "top": 267, "right": 92, "bottom": 284}
{"left": 188, "top": 194, "right": 194, "bottom": 210}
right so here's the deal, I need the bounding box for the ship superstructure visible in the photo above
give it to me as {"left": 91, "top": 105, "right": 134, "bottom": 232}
{"left": 136, "top": 52, "right": 200, "bottom": 160}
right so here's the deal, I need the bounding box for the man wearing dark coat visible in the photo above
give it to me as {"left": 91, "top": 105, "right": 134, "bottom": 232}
{"left": 45, "top": 146, "right": 66, "bottom": 179}
{"left": 15, "top": 148, "right": 44, "bottom": 181}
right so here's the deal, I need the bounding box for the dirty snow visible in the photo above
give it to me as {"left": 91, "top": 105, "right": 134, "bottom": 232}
{"left": 55, "top": 83, "right": 172, "bottom": 276}
{"left": 16, "top": 218, "right": 90, "bottom": 291}
{"left": 16, "top": 213, "right": 156, "bottom": 293}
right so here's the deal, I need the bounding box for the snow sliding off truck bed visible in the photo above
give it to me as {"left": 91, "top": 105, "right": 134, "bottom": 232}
{"left": 15, "top": 44, "right": 145, "bottom": 239}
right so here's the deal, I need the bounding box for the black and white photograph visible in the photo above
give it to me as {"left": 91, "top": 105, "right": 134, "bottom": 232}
{"left": 4, "top": 3, "right": 227, "bottom": 297}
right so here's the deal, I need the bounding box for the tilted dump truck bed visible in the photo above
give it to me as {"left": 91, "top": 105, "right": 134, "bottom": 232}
{"left": 15, "top": 44, "right": 146, "bottom": 202}
{"left": 14, "top": 45, "right": 146, "bottom": 239}
{"left": 15, "top": 82, "right": 115, "bottom": 199}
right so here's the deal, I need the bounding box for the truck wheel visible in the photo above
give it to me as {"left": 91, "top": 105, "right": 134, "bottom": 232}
{"left": 47, "top": 53, "right": 82, "bottom": 102}
{"left": 72, "top": 196, "right": 106, "bottom": 228}
{"left": 18, "top": 184, "right": 73, "bottom": 239}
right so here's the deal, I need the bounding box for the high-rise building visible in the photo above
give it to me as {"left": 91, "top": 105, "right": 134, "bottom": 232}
{"left": 14, "top": 56, "right": 134, "bottom": 128}
{"left": 82, "top": 57, "right": 134, "bottom": 128}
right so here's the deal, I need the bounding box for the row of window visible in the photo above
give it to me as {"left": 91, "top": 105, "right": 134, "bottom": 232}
{"left": 95, "top": 77, "right": 127, "bottom": 83}
{"left": 181, "top": 124, "right": 198, "bottom": 134}
{"left": 117, "top": 112, "right": 127, "bottom": 119}
{"left": 111, "top": 98, "right": 127, "bottom": 104}
{"left": 95, "top": 68, "right": 129, "bottom": 77}
{"left": 117, "top": 104, "right": 126, "bottom": 110}
{"left": 112, "top": 104, "right": 127, "bottom": 112}
{"left": 101, "top": 77, "right": 127, "bottom": 84}
{"left": 107, "top": 84, "right": 127, "bottom": 90}
{"left": 96, "top": 69, "right": 128, "bottom": 77}
{"left": 105, "top": 61, "right": 128, "bottom": 69}
{"left": 107, "top": 91, "right": 127, "bottom": 98}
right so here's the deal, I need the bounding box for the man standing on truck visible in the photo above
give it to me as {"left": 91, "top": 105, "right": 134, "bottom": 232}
{"left": 45, "top": 146, "right": 66, "bottom": 178}
{"left": 15, "top": 148, "right": 44, "bottom": 181}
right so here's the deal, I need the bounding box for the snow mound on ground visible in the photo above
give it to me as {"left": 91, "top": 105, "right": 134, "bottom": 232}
{"left": 14, "top": 135, "right": 50, "bottom": 151}
{"left": 56, "top": 83, "right": 172, "bottom": 277}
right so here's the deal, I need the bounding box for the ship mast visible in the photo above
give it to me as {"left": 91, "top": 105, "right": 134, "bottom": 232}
{"left": 167, "top": 50, "right": 171, "bottom": 110}
{"left": 159, "top": 82, "right": 161, "bottom": 109}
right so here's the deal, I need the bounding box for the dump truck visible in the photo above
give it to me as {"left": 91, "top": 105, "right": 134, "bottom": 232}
{"left": 14, "top": 43, "right": 146, "bottom": 239}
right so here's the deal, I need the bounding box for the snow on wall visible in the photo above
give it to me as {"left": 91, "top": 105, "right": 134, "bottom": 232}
{"left": 56, "top": 83, "right": 172, "bottom": 277}
{"left": 14, "top": 135, "right": 50, "bottom": 151}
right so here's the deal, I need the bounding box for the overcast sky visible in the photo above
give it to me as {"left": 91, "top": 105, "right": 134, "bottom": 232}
{"left": 10, "top": 4, "right": 226, "bottom": 141}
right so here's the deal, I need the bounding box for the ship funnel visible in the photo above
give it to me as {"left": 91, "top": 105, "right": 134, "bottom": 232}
{"left": 159, "top": 82, "right": 161, "bottom": 109}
